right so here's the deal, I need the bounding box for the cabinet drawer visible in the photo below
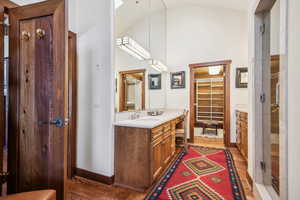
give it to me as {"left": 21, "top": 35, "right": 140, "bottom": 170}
{"left": 163, "top": 123, "right": 171, "bottom": 132}
{"left": 152, "top": 134, "right": 163, "bottom": 147}
{"left": 164, "top": 131, "right": 172, "bottom": 139}
{"left": 152, "top": 126, "right": 163, "bottom": 141}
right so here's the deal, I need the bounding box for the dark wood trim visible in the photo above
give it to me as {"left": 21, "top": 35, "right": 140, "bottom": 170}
{"left": 246, "top": 171, "right": 253, "bottom": 191}
{"left": 0, "top": 0, "right": 19, "bottom": 8}
{"left": 189, "top": 60, "right": 232, "bottom": 69}
{"left": 255, "top": 0, "right": 276, "bottom": 14}
{"left": 75, "top": 168, "right": 114, "bottom": 185}
{"left": 229, "top": 143, "right": 237, "bottom": 147}
{"left": 119, "top": 69, "right": 146, "bottom": 75}
{"left": 189, "top": 60, "right": 232, "bottom": 147}
{"left": 118, "top": 69, "right": 146, "bottom": 112}
{"left": 67, "top": 31, "right": 77, "bottom": 179}
{"left": 271, "top": 54, "right": 280, "bottom": 61}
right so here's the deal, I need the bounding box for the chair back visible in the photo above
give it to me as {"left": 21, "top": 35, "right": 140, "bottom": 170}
{"left": 183, "top": 109, "right": 189, "bottom": 137}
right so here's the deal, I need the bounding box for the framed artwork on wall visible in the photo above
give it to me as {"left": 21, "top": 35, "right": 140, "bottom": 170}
{"left": 149, "top": 74, "right": 161, "bottom": 90}
{"left": 171, "top": 71, "right": 185, "bottom": 89}
{"left": 236, "top": 68, "right": 248, "bottom": 88}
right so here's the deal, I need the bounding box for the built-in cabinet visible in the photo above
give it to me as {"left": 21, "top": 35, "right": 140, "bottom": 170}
{"left": 151, "top": 120, "right": 177, "bottom": 180}
{"left": 236, "top": 111, "right": 248, "bottom": 161}
{"left": 115, "top": 117, "right": 181, "bottom": 191}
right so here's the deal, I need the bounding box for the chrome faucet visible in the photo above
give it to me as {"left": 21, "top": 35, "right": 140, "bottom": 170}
{"left": 130, "top": 111, "right": 141, "bottom": 120}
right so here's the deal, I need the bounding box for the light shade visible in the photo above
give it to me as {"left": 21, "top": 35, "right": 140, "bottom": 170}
{"left": 116, "top": 36, "right": 151, "bottom": 61}
{"left": 115, "top": 0, "right": 124, "bottom": 9}
{"left": 209, "top": 66, "right": 222, "bottom": 75}
{"left": 150, "top": 59, "right": 168, "bottom": 72}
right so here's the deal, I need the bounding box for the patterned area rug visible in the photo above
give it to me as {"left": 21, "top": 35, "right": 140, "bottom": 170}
{"left": 145, "top": 146, "right": 245, "bottom": 200}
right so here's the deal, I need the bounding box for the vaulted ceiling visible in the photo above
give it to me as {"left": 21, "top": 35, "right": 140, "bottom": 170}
{"left": 116, "top": 0, "right": 249, "bottom": 35}
{"left": 163, "top": 0, "right": 249, "bottom": 11}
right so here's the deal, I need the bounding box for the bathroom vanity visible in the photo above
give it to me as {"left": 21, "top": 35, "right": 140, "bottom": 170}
{"left": 114, "top": 111, "right": 184, "bottom": 191}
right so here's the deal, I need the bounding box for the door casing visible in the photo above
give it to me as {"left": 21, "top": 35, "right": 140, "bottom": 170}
{"left": 189, "top": 60, "right": 231, "bottom": 147}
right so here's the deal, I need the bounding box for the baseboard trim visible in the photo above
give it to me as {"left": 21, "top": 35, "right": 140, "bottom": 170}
{"left": 75, "top": 168, "right": 114, "bottom": 185}
{"left": 246, "top": 171, "right": 253, "bottom": 191}
{"left": 228, "top": 142, "right": 237, "bottom": 147}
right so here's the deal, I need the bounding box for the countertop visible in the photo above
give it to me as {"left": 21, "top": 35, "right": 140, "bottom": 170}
{"left": 114, "top": 110, "right": 184, "bottom": 129}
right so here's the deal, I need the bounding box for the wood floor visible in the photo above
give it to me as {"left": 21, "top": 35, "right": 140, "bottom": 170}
{"left": 194, "top": 136, "right": 225, "bottom": 148}
{"left": 66, "top": 145, "right": 255, "bottom": 200}
{"left": 2, "top": 143, "right": 255, "bottom": 199}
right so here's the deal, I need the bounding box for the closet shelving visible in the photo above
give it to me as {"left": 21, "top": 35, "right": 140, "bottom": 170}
{"left": 195, "top": 77, "right": 224, "bottom": 123}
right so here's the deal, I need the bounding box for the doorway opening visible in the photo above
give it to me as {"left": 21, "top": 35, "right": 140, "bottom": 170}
{"left": 189, "top": 60, "right": 231, "bottom": 147}
{"left": 118, "top": 69, "right": 146, "bottom": 112}
{"left": 253, "top": 0, "right": 288, "bottom": 198}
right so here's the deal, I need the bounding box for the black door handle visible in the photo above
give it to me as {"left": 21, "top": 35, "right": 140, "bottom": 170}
{"left": 38, "top": 117, "right": 64, "bottom": 128}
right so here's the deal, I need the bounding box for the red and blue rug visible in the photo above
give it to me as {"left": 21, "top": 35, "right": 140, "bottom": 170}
{"left": 145, "top": 146, "right": 245, "bottom": 200}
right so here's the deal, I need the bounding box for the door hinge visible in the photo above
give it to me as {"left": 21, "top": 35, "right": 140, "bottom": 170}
{"left": 0, "top": 21, "right": 9, "bottom": 36}
{"left": 260, "top": 161, "right": 266, "bottom": 172}
{"left": 0, "top": 172, "right": 10, "bottom": 184}
{"left": 260, "top": 93, "right": 266, "bottom": 103}
{"left": 260, "top": 24, "right": 265, "bottom": 35}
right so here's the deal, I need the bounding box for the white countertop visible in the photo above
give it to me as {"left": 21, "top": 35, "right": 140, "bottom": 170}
{"left": 114, "top": 110, "right": 184, "bottom": 129}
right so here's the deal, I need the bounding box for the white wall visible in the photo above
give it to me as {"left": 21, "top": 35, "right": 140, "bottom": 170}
{"left": 166, "top": 5, "right": 249, "bottom": 142}
{"left": 287, "top": 0, "right": 300, "bottom": 198}
{"left": 270, "top": 1, "right": 280, "bottom": 55}
{"left": 76, "top": 0, "right": 114, "bottom": 176}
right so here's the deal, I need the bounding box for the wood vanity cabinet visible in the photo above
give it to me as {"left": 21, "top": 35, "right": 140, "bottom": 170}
{"left": 115, "top": 118, "right": 179, "bottom": 191}
{"left": 236, "top": 111, "right": 248, "bottom": 161}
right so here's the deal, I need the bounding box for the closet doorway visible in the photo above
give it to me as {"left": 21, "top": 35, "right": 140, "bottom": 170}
{"left": 189, "top": 60, "right": 231, "bottom": 147}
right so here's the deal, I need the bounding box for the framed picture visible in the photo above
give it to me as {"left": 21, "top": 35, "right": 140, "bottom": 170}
{"left": 171, "top": 71, "right": 185, "bottom": 89}
{"left": 236, "top": 68, "right": 248, "bottom": 88}
{"left": 149, "top": 74, "right": 161, "bottom": 90}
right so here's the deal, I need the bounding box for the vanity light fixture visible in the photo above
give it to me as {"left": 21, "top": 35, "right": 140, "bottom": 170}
{"left": 208, "top": 66, "right": 222, "bottom": 75}
{"left": 116, "top": 36, "right": 151, "bottom": 61}
{"left": 115, "top": 0, "right": 124, "bottom": 9}
{"left": 149, "top": 59, "right": 168, "bottom": 72}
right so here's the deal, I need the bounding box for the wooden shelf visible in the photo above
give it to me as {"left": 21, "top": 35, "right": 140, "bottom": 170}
{"left": 198, "top": 112, "right": 224, "bottom": 115}
{"left": 197, "top": 92, "right": 224, "bottom": 95}
{"left": 197, "top": 106, "right": 223, "bottom": 108}
{"left": 195, "top": 77, "right": 224, "bottom": 123}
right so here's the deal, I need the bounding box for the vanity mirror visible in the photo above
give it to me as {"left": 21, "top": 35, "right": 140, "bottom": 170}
{"left": 115, "top": 0, "right": 167, "bottom": 113}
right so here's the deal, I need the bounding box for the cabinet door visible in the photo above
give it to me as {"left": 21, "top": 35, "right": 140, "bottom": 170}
{"left": 171, "top": 131, "right": 176, "bottom": 156}
{"left": 163, "top": 134, "right": 172, "bottom": 165}
{"left": 152, "top": 139, "right": 163, "bottom": 180}
{"left": 241, "top": 126, "right": 248, "bottom": 159}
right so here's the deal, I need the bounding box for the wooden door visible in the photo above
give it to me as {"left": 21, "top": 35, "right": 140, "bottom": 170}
{"left": 7, "top": 1, "right": 68, "bottom": 200}
{"left": 0, "top": 5, "right": 4, "bottom": 195}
